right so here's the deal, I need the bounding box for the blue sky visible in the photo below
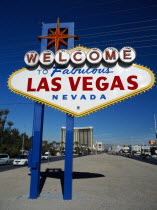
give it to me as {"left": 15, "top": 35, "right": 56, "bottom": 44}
{"left": 0, "top": 0, "right": 157, "bottom": 145}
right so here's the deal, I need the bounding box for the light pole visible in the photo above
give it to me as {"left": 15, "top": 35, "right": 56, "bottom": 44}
{"left": 154, "top": 113, "right": 157, "bottom": 145}
{"left": 22, "top": 134, "right": 25, "bottom": 154}
{"left": 48, "top": 149, "right": 50, "bottom": 165}
{"left": 96, "top": 141, "right": 98, "bottom": 155}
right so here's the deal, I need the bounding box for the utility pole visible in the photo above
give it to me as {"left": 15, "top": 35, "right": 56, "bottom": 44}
{"left": 96, "top": 141, "right": 98, "bottom": 155}
{"left": 154, "top": 113, "right": 157, "bottom": 143}
{"left": 22, "top": 134, "right": 24, "bottom": 154}
{"left": 48, "top": 149, "right": 50, "bottom": 165}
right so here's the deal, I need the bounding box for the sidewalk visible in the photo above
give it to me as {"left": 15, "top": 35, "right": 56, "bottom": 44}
{"left": 0, "top": 154, "right": 157, "bottom": 210}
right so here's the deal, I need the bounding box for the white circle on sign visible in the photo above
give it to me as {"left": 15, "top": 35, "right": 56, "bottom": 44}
{"left": 24, "top": 51, "right": 39, "bottom": 67}
{"left": 71, "top": 49, "right": 86, "bottom": 64}
{"left": 103, "top": 47, "right": 119, "bottom": 63}
{"left": 39, "top": 50, "right": 54, "bottom": 65}
{"left": 86, "top": 48, "right": 102, "bottom": 64}
{"left": 55, "top": 49, "right": 70, "bottom": 65}
{"left": 119, "top": 47, "right": 136, "bottom": 63}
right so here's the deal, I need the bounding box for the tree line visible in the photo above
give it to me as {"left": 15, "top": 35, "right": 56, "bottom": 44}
{"left": 0, "top": 109, "right": 32, "bottom": 157}
{"left": 0, "top": 109, "right": 60, "bottom": 158}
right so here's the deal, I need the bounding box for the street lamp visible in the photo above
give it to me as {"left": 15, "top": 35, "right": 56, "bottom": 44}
{"left": 21, "top": 133, "right": 25, "bottom": 154}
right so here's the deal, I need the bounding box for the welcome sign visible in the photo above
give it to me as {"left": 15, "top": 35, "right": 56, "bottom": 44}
{"left": 8, "top": 46, "right": 155, "bottom": 117}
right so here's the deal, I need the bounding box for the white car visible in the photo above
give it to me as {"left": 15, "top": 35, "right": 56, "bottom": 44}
{"left": 41, "top": 153, "right": 51, "bottom": 160}
{"left": 0, "top": 153, "right": 10, "bottom": 165}
{"left": 152, "top": 154, "right": 157, "bottom": 158}
{"left": 13, "top": 155, "right": 28, "bottom": 166}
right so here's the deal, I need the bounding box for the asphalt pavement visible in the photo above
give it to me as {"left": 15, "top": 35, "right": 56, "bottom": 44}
{"left": 115, "top": 154, "right": 157, "bottom": 166}
{"left": 0, "top": 153, "right": 157, "bottom": 210}
{"left": 0, "top": 155, "right": 81, "bottom": 172}
{"left": 1, "top": 154, "right": 157, "bottom": 172}
{"left": 0, "top": 156, "right": 65, "bottom": 172}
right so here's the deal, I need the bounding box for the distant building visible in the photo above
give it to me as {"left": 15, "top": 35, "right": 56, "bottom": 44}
{"left": 111, "top": 145, "right": 118, "bottom": 152}
{"left": 130, "top": 145, "right": 141, "bottom": 155}
{"left": 110, "top": 145, "right": 122, "bottom": 154}
{"left": 61, "top": 127, "right": 93, "bottom": 150}
{"left": 104, "top": 144, "right": 112, "bottom": 150}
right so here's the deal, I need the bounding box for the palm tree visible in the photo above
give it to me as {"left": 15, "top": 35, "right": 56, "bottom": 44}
{"left": 0, "top": 118, "right": 5, "bottom": 131}
{"left": 0, "top": 109, "right": 10, "bottom": 130}
{"left": 56, "top": 142, "right": 60, "bottom": 148}
{"left": 0, "top": 110, "right": 4, "bottom": 131}
{"left": 51, "top": 141, "right": 57, "bottom": 148}
{"left": 3, "top": 109, "right": 10, "bottom": 122}
{"left": 3, "top": 109, "right": 10, "bottom": 116}
{"left": 7, "top": 121, "right": 14, "bottom": 129}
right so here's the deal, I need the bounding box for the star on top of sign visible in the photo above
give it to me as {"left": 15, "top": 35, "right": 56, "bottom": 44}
{"left": 38, "top": 18, "right": 78, "bottom": 52}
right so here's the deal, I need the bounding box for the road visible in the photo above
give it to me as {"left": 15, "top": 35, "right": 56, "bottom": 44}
{"left": 0, "top": 156, "right": 65, "bottom": 172}
{"left": 1, "top": 154, "right": 157, "bottom": 173}
{"left": 1, "top": 153, "right": 157, "bottom": 210}
{"left": 131, "top": 155, "right": 157, "bottom": 165}
{"left": 111, "top": 153, "right": 157, "bottom": 165}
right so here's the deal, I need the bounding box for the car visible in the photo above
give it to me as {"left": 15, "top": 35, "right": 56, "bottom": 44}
{"left": 41, "top": 153, "right": 51, "bottom": 160}
{"left": 13, "top": 154, "right": 28, "bottom": 166}
{"left": 152, "top": 154, "right": 157, "bottom": 158}
{"left": 0, "top": 153, "right": 10, "bottom": 165}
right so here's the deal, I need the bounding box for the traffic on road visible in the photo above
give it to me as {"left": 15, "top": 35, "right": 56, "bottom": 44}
{"left": 0, "top": 154, "right": 81, "bottom": 172}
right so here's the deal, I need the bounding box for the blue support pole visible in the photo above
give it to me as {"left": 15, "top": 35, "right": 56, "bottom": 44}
{"left": 29, "top": 103, "right": 44, "bottom": 199}
{"left": 62, "top": 22, "right": 75, "bottom": 200}
{"left": 29, "top": 23, "right": 48, "bottom": 199}
{"left": 63, "top": 115, "right": 74, "bottom": 200}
